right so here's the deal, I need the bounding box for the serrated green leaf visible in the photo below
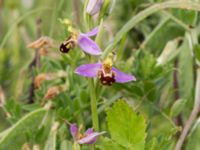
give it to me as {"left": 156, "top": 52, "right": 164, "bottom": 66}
{"left": 170, "top": 99, "right": 186, "bottom": 118}
{"left": 97, "top": 137, "right": 126, "bottom": 150}
{"left": 0, "top": 108, "right": 46, "bottom": 150}
{"left": 106, "top": 100, "right": 147, "bottom": 150}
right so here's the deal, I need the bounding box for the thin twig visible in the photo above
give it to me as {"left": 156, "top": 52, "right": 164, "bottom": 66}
{"left": 175, "top": 68, "right": 200, "bottom": 150}
{"left": 173, "top": 59, "right": 183, "bottom": 133}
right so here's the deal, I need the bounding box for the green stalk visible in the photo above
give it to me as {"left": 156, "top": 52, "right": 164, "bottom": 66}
{"left": 101, "top": 0, "right": 200, "bottom": 59}
{"left": 89, "top": 79, "right": 99, "bottom": 131}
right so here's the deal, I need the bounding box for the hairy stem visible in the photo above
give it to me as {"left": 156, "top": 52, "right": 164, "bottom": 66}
{"left": 89, "top": 79, "right": 99, "bottom": 131}
{"left": 175, "top": 67, "right": 200, "bottom": 150}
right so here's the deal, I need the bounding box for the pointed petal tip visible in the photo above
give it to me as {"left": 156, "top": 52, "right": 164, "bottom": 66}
{"left": 84, "top": 26, "right": 99, "bottom": 37}
{"left": 91, "top": 51, "right": 102, "bottom": 55}
{"left": 112, "top": 67, "right": 136, "bottom": 83}
{"left": 78, "top": 131, "right": 106, "bottom": 144}
{"left": 70, "top": 123, "right": 78, "bottom": 139}
{"left": 131, "top": 75, "right": 137, "bottom": 81}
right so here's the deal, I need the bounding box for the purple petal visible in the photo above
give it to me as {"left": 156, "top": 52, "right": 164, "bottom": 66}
{"left": 112, "top": 67, "right": 136, "bottom": 83}
{"left": 84, "top": 128, "right": 94, "bottom": 135}
{"left": 86, "top": 0, "right": 104, "bottom": 16}
{"left": 75, "top": 63, "right": 102, "bottom": 77}
{"left": 78, "top": 34, "right": 102, "bottom": 55}
{"left": 78, "top": 132, "right": 105, "bottom": 144}
{"left": 70, "top": 123, "right": 78, "bottom": 139}
{"left": 83, "top": 27, "right": 99, "bottom": 37}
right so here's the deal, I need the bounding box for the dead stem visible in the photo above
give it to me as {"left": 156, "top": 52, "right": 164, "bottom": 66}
{"left": 28, "top": 19, "right": 42, "bottom": 104}
{"left": 173, "top": 59, "right": 183, "bottom": 135}
{"left": 175, "top": 68, "right": 200, "bottom": 150}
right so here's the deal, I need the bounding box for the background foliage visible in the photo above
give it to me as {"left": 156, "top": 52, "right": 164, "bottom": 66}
{"left": 0, "top": 0, "right": 200, "bottom": 149}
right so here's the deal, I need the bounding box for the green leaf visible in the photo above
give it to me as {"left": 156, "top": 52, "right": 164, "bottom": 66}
{"left": 143, "top": 81, "right": 157, "bottom": 101}
{"left": 173, "top": 9, "right": 197, "bottom": 25}
{"left": 194, "top": 44, "right": 200, "bottom": 62}
{"left": 97, "top": 137, "right": 126, "bottom": 150}
{"left": 44, "top": 122, "right": 59, "bottom": 150}
{"left": 170, "top": 99, "right": 186, "bottom": 118}
{"left": 179, "top": 38, "right": 194, "bottom": 99}
{"left": 145, "top": 138, "right": 157, "bottom": 150}
{"left": 0, "top": 108, "right": 46, "bottom": 150}
{"left": 106, "top": 100, "right": 147, "bottom": 150}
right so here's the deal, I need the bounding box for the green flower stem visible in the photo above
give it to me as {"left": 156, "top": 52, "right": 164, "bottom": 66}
{"left": 89, "top": 78, "right": 99, "bottom": 131}
{"left": 101, "top": 0, "right": 200, "bottom": 59}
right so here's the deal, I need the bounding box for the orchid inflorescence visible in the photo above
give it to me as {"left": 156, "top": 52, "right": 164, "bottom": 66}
{"left": 58, "top": 20, "right": 136, "bottom": 144}
{"left": 57, "top": 2, "right": 136, "bottom": 144}
{"left": 59, "top": 26, "right": 136, "bottom": 85}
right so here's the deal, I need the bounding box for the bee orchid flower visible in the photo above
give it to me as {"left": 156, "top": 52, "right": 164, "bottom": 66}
{"left": 60, "top": 27, "right": 102, "bottom": 55}
{"left": 75, "top": 57, "right": 136, "bottom": 85}
{"left": 70, "top": 123, "right": 105, "bottom": 144}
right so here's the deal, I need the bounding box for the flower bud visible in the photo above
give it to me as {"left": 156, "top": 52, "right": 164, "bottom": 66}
{"left": 86, "top": 0, "right": 104, "bottom": 16}
{"left": 157, "top": 38, "right": 181, "bottom": 65}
